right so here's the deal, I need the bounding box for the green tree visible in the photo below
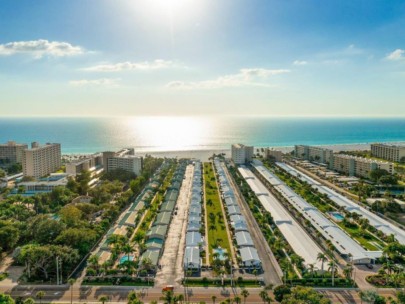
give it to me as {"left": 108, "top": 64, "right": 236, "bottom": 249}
{"left": 59, "top": 205, "right": 83, "bottom": 227}
{"left": 98, "top": 296, "right": 109, "bottom": 304}
{"left": 23, "top": 298, "right": 35, "bottom": 304}
{"left": 35, "top": 291, "right": 45, "bottom": 304}
{"left": 273, "top": 285, "right": 291, "bottom": 303}
{"left": 55, "top": 228, "right": 98, "bottom": 255}
{"left": 359, "top": 290, "right": 380, "bottom": 304}
{"left": 241, "top": 289, "right": 249, "bottom": 304}
{"left": 259, "top": 290, "right": 269, "bottom": 304}
{"left": 0, "top": 293, "right": 15, "bottom": 304}
{"left": 317, "top": 253, "right": 327, "bottom": 272}
{"left": 281, "top": 286, "right": 330, "bottom": 304}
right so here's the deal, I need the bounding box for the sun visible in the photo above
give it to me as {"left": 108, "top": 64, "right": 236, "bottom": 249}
{"left": 148, "top": 0, "right": 190, "bottom": 13}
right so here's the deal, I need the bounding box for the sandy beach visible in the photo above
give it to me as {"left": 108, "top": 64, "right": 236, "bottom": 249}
{"left": 62, "top": 141, "right": 405, "bottom": 162}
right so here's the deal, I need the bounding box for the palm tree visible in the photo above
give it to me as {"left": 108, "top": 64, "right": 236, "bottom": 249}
{"left": 122, "top": 244, "right": 134, "bottom": 263}
{"left": 308, "top": 263, "right": 315, "bottom": 278}
{"left": 177, "top": 294, "right": 184, "bottom": 304}
{"left": 343, "top": 266, "right": 353, "bottom": 281}
{"left": 212, "top": 295, "right": 217, "bottom": 304}
{"left": 98, "top": 296, "right": 109, "bottom": 304}
{"left": 234, "top": 296, "right": 241, "bottom": 304}
{"left": 317, "top": 253, "right": 327, "bottom": 272}
{"left": 36, "top": 291, "right": 45, "bottom": 304}
{"left": 259, "top": 290, "right": 268, "bottom": 304}
{"left": 241, "top": 289, "right": 249, "bottom": 304}
{"left": 68, "top": 278, "right": 75, "bottom": 304}
{"left": 23, "top": 298, "right": 35, "bottom": 304}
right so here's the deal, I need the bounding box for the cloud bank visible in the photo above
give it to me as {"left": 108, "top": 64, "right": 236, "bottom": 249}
{"left": 0, "top": 39, "right": 84, "bottom": 58}
{"left": 166, "top": 68, "right": 289, "bottom": 89}
{"left": 83, "top": 60, "right": 177, "bottom": 72}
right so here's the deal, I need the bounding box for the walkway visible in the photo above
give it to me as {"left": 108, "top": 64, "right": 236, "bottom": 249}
{"left": 155, "top": 165, "right": 194, "bottom": 287}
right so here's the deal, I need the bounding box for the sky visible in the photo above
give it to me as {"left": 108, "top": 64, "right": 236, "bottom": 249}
{"left": 1, "top": 0, "right": 405, "bottom": 117}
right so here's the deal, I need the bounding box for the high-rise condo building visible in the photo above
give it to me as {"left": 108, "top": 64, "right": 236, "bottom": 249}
{"left": 231, "top": 144, "right": 254, "bottom": 165}
{"left": 294, "top": 145, "right": 333, "bottom": 164}
{"left": 331, "top": 154, "right": 394, "bottom": 178}
{"left": 371, "top": 143, "right": 405, "bottom": 162}
{"left": 102, "top": 148, "right": 143, "bottom": 176}
{"left": 0, "top": 141, "right": 28, "bottom": 166}
{"left": 22, "top": 142, "right": 62, "bottom": 178}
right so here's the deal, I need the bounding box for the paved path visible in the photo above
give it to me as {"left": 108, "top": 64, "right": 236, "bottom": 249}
{"left": 224, "top": 164, "right": 283, "bottom": 286}
{"left": 154, "top": 165, "right": 194, "bottom": 287}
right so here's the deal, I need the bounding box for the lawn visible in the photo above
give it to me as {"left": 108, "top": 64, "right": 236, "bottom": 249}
{"left": 337, "top": 222, "right": 383, "bottom": 251}
{"left": 203, "top": 162, "right": 232, "bottom": 265}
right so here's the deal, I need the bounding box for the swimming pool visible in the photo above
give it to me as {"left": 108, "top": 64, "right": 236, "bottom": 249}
{"left": 119, "top": 255, "right": 134, "bottom": 264}
{"left": 330, "top": 212, "right": 344, "bottom": 221}
{"left": 213, "top": 247, "right": 228, "bottom": 261}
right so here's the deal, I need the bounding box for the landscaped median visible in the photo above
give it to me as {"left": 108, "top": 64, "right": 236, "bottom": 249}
{"left": 203, "top": 162, "right": 233, "bottom": 265}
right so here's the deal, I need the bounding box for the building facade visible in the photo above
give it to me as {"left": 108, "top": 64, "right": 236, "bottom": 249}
{"left": 22, "top": 142, "right": 61, "bottom": 178}
{"left": 65, "top": 153, "right": 103, "bottom": 176}
{"left": 0, "top": 141, "right": 28, "bottom": 166}
{"left": 331, "top": 154, "right": 394, "bottom": 178}
{"left": 103, "top": 148, "right": 143, "bottom": 176}
{"left": 294, "top": 145, "right": 333, "bottom": 164}
{"left": 264, "top": 148, "right": 283, "bottom": 162}
{"left": 371, "top": 143, "right": 405, "bottom": 163}
{"left": 231, "top": 144, "right": 254, "bottom": 165}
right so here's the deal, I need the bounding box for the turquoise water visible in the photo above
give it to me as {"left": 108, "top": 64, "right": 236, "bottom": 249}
{"left": 213, "top": 247, "right": 228, "bottom": 261}
{"left": 0, "top": 117, "right": 404, "bottom": 154}
{"left": 119, "top": 256, "right": 134, "bottom": 264}
{"left": 330, "top": 212, "right": 345, "bottom": 221}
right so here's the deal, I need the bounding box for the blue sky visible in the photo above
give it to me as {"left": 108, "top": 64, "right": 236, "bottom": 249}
{"left": 1, "top": 0, "right": 405, "bottom": 116}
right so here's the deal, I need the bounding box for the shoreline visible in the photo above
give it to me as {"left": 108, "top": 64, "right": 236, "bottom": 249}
{"left": 62, "top": 141, "right": 405, "bottom": 162}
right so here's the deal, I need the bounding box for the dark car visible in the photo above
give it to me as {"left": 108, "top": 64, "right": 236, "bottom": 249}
{"left": 366, "top": 264, "right": 374, "bottom": 269}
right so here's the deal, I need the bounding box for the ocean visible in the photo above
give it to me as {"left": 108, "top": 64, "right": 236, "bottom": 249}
{"left": 0, "top": 116, "right": 404, "bottom": 154}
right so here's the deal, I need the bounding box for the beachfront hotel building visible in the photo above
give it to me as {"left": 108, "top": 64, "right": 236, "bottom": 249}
{"left": 231, "top": 144, "right": 254, "bottom": 165}
{"left": 294, "top": 145, "right": 333, "bottom": 164}
{"left": 331, "top": 154, "right": 394, "bottom": 178}
{"left": 22, "top": 142, "right": 62, "bottom": 178}
{"left": 264, "top": 148, "right": 283, "bottom": 162}
{"left": 371, "top": 143, "right": 405, "bottom": 163}
{"left": 66, "top": 153, "right": 103, "bottom": 176}
{"left": 0, "top": 141, "right": 28, "bottom": 166}
{"left": 103, "top": 148, "right": 143, "bottom": 176}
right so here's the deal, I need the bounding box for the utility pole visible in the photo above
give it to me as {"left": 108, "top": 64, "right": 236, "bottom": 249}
{"left": 56, "top": 256, "right": 59, "bottom": 285}
{"left": 59, "top": 258, "right": 63, "bottom": 284}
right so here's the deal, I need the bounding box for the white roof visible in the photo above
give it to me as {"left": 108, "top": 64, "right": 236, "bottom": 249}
{"left": 186, "top": 232, "right": 202, "bottom": 247}
{"left": 184, "top": 246, "right": 200, "bottom": 269}
{"left": 253, "top": 163, "right": 383, "bottom": 262}
{"left": 239, "top": 247, "right": 261, "bottom": 265}
{"left": 235, "top": 231, "right": 254, "bottom": 247}
{"left": 276, "top": 162, "right": 405, "bottom": 245}
{"left": 239, "top": 166, "right": 325, "bottom": 269}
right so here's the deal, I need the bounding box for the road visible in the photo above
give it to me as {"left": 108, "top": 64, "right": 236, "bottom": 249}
{"left": 223, "top": 163, "right": 283, "bottom": 286}
{"left": 0, "top": 284, "right": 398, "bottom": 303}
{"left": 154, "top": 165, "right": 194, "bottom": 287}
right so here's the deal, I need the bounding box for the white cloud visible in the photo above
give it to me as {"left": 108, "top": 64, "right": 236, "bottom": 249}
{"left": 69, "top": 78, "right": 120, "bottom": 87}
{"left": 386, "top": 49, "right": 404, "bottom": 61}
{"left": 83, "top": 59, "right": 177, "bottom": 72}
{"left": 166, "top": 68, "right": 289, "bottom": 90}
{"left": 0, "top": 39, "right": 84, "bottom": 58}
{"left": 293, "top": 60, "right": 308, "bottom": 66}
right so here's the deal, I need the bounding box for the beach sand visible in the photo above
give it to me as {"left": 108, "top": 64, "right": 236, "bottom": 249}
{"left": 63, "top": 142, "right": 405, "bottom": 162}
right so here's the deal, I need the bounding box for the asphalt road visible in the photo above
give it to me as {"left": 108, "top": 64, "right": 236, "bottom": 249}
{"left": 0, "top": 284, "right": 398, "bottom": 303}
